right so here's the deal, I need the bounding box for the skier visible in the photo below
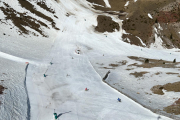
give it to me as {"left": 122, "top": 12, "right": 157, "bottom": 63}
{"left": 117, "top": 98, "right": 121, "bottom": 102}
{"left": 53, "top": 109, "right": 58, "bottom": 120}
{"left": 157, "top": 116, "right": 161, "bottom": 120}
{"left": 44, "top": 74, "right": 47, "bottom": 77}
{"left": 77, "top": 49, "right": 80, "bottom": 54}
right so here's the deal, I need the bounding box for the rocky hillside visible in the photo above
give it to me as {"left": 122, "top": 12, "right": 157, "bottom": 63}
{"left": 87, "top": 0, "right": 180, "bottom": 49}
{"left": 0, "top": 0, "right": 59, "bottom": 37}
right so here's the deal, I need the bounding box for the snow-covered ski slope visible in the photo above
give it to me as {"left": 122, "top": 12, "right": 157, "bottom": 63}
{"left": 0, "top": 0, "right": 179, "bottom": 120}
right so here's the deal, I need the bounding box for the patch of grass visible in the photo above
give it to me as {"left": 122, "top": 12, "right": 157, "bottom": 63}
{"left": 0, "top": 85, "right": 6, "bottom": 95}
{"left": 122, "top": 34, "right": 143, "bottom": 46}
{"left": 166, "top": 72, "right": 179, "bottom": 74}
{"left": 163, "top": 82, "right": 180, "bottom": 92}
{"left": 130, "top": 71, "right": 149, "bottom": 78}
{"left": 155, "top": 72, "right": 161, "bottom": 75}
{"left": 164, "top": 99, "right": 180, "bottom": 115}
{"left": 100, "top": 67, "right": 115, "bottom": 69}
{"left": 151, "top": 85, "right": 164, "bottom": 95}
{"left": 151, "top": 81, "right": 180, "bottom": 96}
{"left": 126, "top": 68, "right": 134, "bottom": 71}
{"left": 109, "top": 64, "right": 119, "bottom": 67}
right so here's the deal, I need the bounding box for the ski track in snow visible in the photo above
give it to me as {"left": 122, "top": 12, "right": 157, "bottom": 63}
{"left": 24, "top": 64, "right": 31, "bottom": 120}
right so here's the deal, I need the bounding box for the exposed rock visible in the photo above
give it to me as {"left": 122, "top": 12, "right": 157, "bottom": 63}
{"left": 173, "top": 59, "right": 176, "bottom": 63}
{"left": 145, "top": 59, "right": 149, "bottom": 63}
{"left": 95, "top": 15, "right": 119, "bottom": 32}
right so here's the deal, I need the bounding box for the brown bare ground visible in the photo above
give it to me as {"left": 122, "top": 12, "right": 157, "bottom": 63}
{"left": 166, "top": 72, "right": 179, "bottom": 75}
{"left": 157, "top": 11, "right": 180, "bottom": 23}
{"left": 130, "top": 71, "right": 149, "bottom": 78}
{"left": 87, "top": 0, "right": 105, "bottom": 6}
{"left": 88, "top": 0, "right": 180, "bottom": 48}
{"left": 18, "top": 0, "right": 52, "bottom": 22}
{"left": 164, "top": 82, "right": 180, "bottom": 92}
{"left": 17, "top": 0, "right": 59, "bottom": 30}
{"left": 37, "top": 2, "right": 55, "bottom": 14}
{"left": 99, "top": 60, "right": 127, "bottom": 69}
{"left": 164, "top": 98, "right": 180, "bottom": 115}
{"left": 100, "top": 67, "right": 115, "bottom": 69}
{"left": 0, "top": 85, "right": 6, "bottom": 105}
{"left": 87, "top": 0, "right": 172, "bottom": 14}
{"left": 121, "top": 0, "right": 174, "bottom": 46}
{"left": 151, "top": 81, "right": 180, "bottom": 95}
{"left": 109, "top": 64, "right": 119, "bottom": 67}
{"left": 0, "top": 2, "right": 49, "bottom": 37}
{"left": 128, "top": 56, "right": 180, "bottom": 68}
{"left": 155, "top": 72, "right": 162, "bottom": 75}
{"left": 126, "top": 68, "right": 134, "bottom": 71}
{"left": 86, "top": 0, "right": 105, "bottom": 7}
{"left": 151, "top": 85, "right": 164, "bottom": 95}
{"left": 157, "top": 22, "right": 180, "bottom": 48}
{"left": 117, "top": 60, "right": 127, "bottom": 65}
{"left": 123, "top": 34, "right": 144, "bottom": 46}
{"left": 95, "top": 15, "right": 119, "bottom": 32}
{"left": 0, "top": 1, "right": 60, "bottom": 37}
{"left": 0, "top": 85, "right": 5, "bottom": 94}
{"left": 122, "top": 11, "right": 154, "bottom": 46}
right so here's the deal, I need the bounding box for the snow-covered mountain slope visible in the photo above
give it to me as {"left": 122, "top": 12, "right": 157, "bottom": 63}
{"left": 0, "top": 0, "right": 179, "bottom": 120}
